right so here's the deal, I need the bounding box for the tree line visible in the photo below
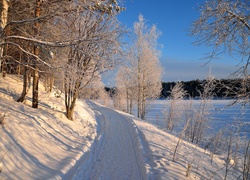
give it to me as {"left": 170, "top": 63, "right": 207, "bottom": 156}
{"left": 161, "top": 78, "right": 249, "bottom": 99}
{"left": 106, "top": 77, "right": 250, "bottom": 100}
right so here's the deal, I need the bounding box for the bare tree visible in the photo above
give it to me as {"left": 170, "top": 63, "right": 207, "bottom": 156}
{"left": 191, "top": 0, "right": 249, "bottom": 61}
{"left": 172, "top": 99, "right": 193, "bottom": 162}
{"left": 191, "top": 0, "right": 250, "bottom": 100}
{"left": 185, "top": 76, "right": 216, "bottom": 144}
{"left": 79, "top": 75, "right": 111, "bottom": 105}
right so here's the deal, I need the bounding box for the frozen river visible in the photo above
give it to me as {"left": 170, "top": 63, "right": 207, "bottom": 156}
{"left": 140, "top": 100, "right": 250, "bottom": 138}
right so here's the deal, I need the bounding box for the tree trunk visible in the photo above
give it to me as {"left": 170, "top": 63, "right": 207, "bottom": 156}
{"left": 137, "top": 58, "right": 141, "bottom": 119}
{"left": 32, "top": 68, "right": 39, "bottom": 108}
{"left": 126, "top": 88, "right": 129, "bottom": 113}
{"left": 66, "top": 108, "right": 74, "bottom": 120}
{"left": 65, "top": 97, "right": 76, "bottom": 120}
{"left": 44, "top": 73, "right": 54, "bottom": 92}
{"left": 129, "top": 93, "right": 133, "bottom": 114}
{"left": 49, "top": 75, "right": 54, "bottom": 92}
{"left": 32, "top": 0, "right": 41, "bottom": 108}
{"left": 137, "top": 94, "right": 140, "bottom": 118}
{"left": 64, "top": 76, "right": 81, "bottom": 120}
{"left": 65, "top": 86, "right": 78, "bottom": 120}
{"left": 141, "top": 96, "right": 145, "bottom": 120}
{"left": 141, "top": 83, "right": 146, "bottom": 120}
{"left": 0, "top": 0, "right": 9, "bottom": 77}
{"left": 17, "top": 67, "right": 30, "bottom": 102}
{"left": 2, "top": 25, "right": 10, "bottom": 77}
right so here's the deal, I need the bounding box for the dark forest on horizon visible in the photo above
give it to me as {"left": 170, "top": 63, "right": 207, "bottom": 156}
{"left": 105, "top": 78, "right": 250, "bottom": 99}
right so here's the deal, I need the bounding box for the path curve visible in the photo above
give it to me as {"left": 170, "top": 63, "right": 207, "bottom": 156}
{"left": 84, "top": 101, "right": 146, "bottom": 180}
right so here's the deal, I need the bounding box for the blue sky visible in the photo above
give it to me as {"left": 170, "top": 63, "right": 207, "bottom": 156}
{"left": 114, "top": 0, "right": 240, "bottom": 82}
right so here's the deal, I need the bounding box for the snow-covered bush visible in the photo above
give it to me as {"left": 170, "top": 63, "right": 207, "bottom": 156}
{"left": 163, "top": 82, "right": 186, "bottom": 131}
{"left": 185, "top": 77, "right": 215, "bottom": 144}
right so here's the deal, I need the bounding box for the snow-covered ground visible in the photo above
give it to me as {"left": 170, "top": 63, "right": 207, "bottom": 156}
{"left": 72, "top": 101, "right": 146, "bottom": 179}
{"left": 0, "top": 75, "right": 246, "bottom": 179}
{"left": 0, "top": 75, "right": 97, "bottom": 179}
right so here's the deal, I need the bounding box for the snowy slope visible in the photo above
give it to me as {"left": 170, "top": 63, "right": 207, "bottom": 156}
{"left": 119, "top": 112, "right": 242, "bottom": 180}
{"left": 0, "top": 75, "right": 97, "bottom": 179}
{"left": 0, "top": 75, "right": 243, "bottom": 179}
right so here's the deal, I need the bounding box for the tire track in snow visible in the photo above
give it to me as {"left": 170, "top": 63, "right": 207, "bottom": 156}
{"left": 85, "top": 101, "right": 146, "bottom": 180}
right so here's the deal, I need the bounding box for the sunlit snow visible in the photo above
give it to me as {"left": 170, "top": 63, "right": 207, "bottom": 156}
{"left": 0, "top": 75, "right": 247, "bottom": 179}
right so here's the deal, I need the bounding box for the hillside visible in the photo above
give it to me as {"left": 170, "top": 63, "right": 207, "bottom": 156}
{"left": 0, "top": 75, "right": 243, "bottom": 179}
{"left": 0, "top": 75, "right": 97, "bottom": 179}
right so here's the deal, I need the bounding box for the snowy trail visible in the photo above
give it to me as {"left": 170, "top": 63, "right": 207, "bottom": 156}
{"left": 83, "top": 101, "right": 147, "bottom": 180}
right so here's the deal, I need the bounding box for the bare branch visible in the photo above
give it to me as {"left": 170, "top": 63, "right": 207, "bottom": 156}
{"left": 191, "top": 0, "right": 250, "bottom": 61}
{"left": 0, "top": 42, "right": 52, "bottom": 68}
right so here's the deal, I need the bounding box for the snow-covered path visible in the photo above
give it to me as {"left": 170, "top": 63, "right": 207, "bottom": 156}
{"left": 82, "top": 101, "right": 147, "bottom": 180}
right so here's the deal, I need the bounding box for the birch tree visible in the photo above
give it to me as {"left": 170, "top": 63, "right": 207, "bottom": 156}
{"left": 0, "top": 0, "right": 9, "bottom": 76}
{"left": 115, "top": 66, "right": 134, "bottom": 113}
{"left": 117, "top": 14, "right": 162, "bottom": 120}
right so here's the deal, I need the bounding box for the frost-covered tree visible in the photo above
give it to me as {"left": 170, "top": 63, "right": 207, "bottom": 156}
{"left": 163, "top": 82, "right": 186, "bottom": 131}
{"left": 115, "top": 66, "right": 134, "bottom": 113}
{"left": 116, "top": 15, "right": 162, "bottom": 120}
{"left": 62, "top": 9, "right": 122, "bottom": 120}
{"left": 79, "top": 75, "right": 111, "bottom": 106}
{"left": 0, "top": 0, "right": 124, "bottom": 110}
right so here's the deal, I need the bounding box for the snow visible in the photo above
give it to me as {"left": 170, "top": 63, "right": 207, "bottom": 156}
{"left": 0, "top": 75, "right": 97, "bottom": 179}
{"left": 118, "top": 111, "right": 242, "bottom": 180}
{"left": 73, "top": 101, "right": 146, "bottom": 179}
{"left": 0, "top": 75, "right": 245, "bottom": 179}
{"left": 144, "top": 100, "right": 250, "bottom": 138}
{"left": 133, "top": 119, "right": 241, "bottom": 179}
